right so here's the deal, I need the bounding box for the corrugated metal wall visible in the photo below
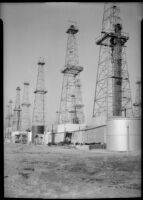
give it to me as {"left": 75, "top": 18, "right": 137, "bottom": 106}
{"left": 82, "top": 126, "right": 106, "bottom": 144}
{"left": 52, "top": 125, "right": 107, "bottom": 144}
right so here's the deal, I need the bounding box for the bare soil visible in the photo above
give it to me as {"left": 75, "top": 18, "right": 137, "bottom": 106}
{"left": 4, "top": 143, "right": 141, "bottom": 198}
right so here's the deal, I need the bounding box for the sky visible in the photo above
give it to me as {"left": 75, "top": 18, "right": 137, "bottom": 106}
{"left": 2, "top": 2, "right": 143, "bottom": 129}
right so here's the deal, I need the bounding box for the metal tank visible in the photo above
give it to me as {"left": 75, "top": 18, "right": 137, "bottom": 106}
{"left": 32, "top": 125, "right": 44, "bottom": 143}
{"left": 107, "top": 117, "right": 141, "bottom": 151}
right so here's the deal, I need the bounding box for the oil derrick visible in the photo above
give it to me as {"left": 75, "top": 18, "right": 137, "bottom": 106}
{"left": 5, "top": 104, "right": 10, "bottom": 138}
{"left": 21, "top": 82, "right": 31, "bottom": 131}
{"left": 32, "top": 58, "right": 47, "bottom": 143}
{"left": 13, "top": 87, "right": 22, "bottom": 131}
{"left": 5, "top": 105, "right": 9, "bottom": 128}
{"left": 5, "top": 100, "right": 13, "bottom": 138}
{"left": 133, "top": 80, "right": 141, "bottom": 118}
{"left": 5, "top": 104, "right": 9, "bottom": 138}
{"left": 92, "top": 3, "right": 133, "bottom": 125}
{"left": 58, "top": 22, "right": 84, "bottom": 124}
{"left": 6, "top": 100, "right": 13, "bottom": 127}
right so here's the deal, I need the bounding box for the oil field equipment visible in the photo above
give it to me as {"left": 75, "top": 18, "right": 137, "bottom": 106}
{"left": 32, "top": 58, "right": 47, "bottom": 143}
{"left": 58, "top": 21, "right": 85, "bottom": 125}
{"left": 5, "top": 100, "right": 13, "bottom": 139}
{"left": 21, "top": 82, "right": 31, "bottom": 131}
{"left": 13, "top": 87, "right": 22, "bottom": 131}
{"left": 92, "top": 3, "right": 133, "bottom": 126}
{"left": 133, "top": 80, "right": 141, "bottom": 118}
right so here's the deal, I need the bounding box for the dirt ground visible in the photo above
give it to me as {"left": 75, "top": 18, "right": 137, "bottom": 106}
{"left": 4, "top": 143, "right": 141, "bottom": 198}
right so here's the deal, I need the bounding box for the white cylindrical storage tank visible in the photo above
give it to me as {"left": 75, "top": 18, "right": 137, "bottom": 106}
{"left": 107, "top": 117, "right": 141, "bottom": 151}
{"left": 129, "top": 119, "right": 141, "bottom": 151}
{"left": 27, "top": 132, "right": 32, "bottom": 143}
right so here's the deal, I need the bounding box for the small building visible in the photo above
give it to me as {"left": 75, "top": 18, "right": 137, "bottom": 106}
{"left": 11, "top": 131, "right": 32, "bottom": 144}
{"left": 11, "top": 131, "right": 20, "bottom": 143}
{"left": 55, "top": 124, "right": 86, "bottom": 143}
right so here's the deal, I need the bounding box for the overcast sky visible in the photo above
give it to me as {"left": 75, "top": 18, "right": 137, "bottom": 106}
{"left": 2, "top": 2, "right": 142, "bottom": 129}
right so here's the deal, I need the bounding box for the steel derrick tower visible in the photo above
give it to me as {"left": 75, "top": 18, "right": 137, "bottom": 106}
{"left": 92, "top": 3, "right": 133, "bottom": 125}
{"left": 58, "top": 22, "right": 84, "bottom": 124}
{"left": 13, "top": 87, "right": 22, "bottom": 131}
{"left": 32, "top": 58, "right": 47, "bottom": 141}
{"left": 21, "top": 82, "right": 31, "bottom": 131}
{"left": 6, "top": 100, "right": 13, "bottom": 128}
{"left": 5, "top": 100, "right": 13, "bottom": 138}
